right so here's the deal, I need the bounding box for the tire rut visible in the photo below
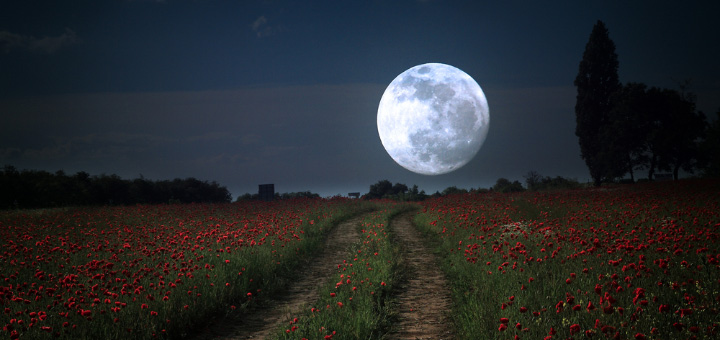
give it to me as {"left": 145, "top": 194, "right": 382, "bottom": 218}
{"left": 191, "top": 214, "right": 367, "bottom": 340}
{"left": 387, "top": 212, "right": 454, "bottom": 340}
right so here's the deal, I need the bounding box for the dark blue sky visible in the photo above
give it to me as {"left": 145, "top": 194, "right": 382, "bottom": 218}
{"left": 2, "top": 0, "right": 719, "bottom": 197}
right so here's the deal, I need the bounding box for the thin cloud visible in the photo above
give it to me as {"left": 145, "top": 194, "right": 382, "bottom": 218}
{"left": 251, "top": 15, "right": 280, "bottom": 38}
{"left": 252, "top": 16, "right": 267, "bottom": 31}
{"left": 0, "top": 28, "right": 80, "bottom": 54}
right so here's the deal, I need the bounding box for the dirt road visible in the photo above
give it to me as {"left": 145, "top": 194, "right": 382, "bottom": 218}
{"left": 387, "top": 212, "right": 454, "bottom": 339}
{"left": 192, "top": 211, "right": 454, "bottom": 339}
{"left": 191, "top": 214, "right": 366, "bottom": 339}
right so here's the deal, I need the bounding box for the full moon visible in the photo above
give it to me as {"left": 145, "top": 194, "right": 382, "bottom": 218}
{"left": 377, "top": 63, "right": 490, "bottom": 175}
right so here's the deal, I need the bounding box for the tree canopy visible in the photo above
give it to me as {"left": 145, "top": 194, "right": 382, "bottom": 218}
{"left": 699, "top": 109, "right": 720, "bottom": 178}
{"left": 574, "top": 21, "right": 711, "bottom": 183}
{"left": 574, "top": 20, "right": 621, "bottom": 186}
{"left": 0, "top": 165, "right": 232, "bottom": 209}
{"left": 364, "top": 180, "right": 427, "bottom": 201}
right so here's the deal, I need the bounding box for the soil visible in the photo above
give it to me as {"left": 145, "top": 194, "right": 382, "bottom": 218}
{"left": 387, "top": 212, "right": 454, "bottom": 340}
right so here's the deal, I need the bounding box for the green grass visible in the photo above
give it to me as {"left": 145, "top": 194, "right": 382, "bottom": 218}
{"left": 413, "top": 181, "right": 720, "bottom": 339}
{"left": 273, "top": 202, "right": 415, "bottom": 340}
{"left": 0, "top": 199, "right": 380, "bottom": 340}
{"left": 5, "top": 180, "right": 719, "bottom": 340}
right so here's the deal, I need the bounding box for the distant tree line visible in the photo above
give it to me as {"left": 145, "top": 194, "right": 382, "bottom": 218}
{"left": 522, "top": 171, "right": 582, "bottom": 191}
{"left": 363, "top": 176, "right": 582, "bottom": 200}
{"left": 0, "top": 165, "right": 232, "bottom": 209}
{"left": 575, "top": 21, "right": 720, "bottom": 185}
{"left": 364, "top": 180, "right": 428, "bottom": 201}
{"left": 234, "top": 190, "right": 320, "bottom": 201}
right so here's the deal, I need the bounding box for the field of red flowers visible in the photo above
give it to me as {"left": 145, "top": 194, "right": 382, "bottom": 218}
{"left": 414, "top": 179, "right": 720, "bottom": 339}
{"left": 3, "top": 179, "right": 719, "bottom": 340}
{"left": 0, "top": 198, "right": 369, "bottom": 340}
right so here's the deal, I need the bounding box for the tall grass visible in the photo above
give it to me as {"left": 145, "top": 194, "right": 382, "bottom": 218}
{"left": 1, "top": 199, "right": 378, "bottom": 340}
{"left": 414, "top": 180, "right": 720, "bottom": 339}
{"left": 274, "top": 202, "right": 416, "bottom": 339}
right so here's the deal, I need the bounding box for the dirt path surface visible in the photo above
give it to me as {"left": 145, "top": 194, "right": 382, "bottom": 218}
{"left": 191, "top": 214, "right": 366, "bottom": 340}
{"left": 388, "top": 212, "right": 454, "bottom": 340}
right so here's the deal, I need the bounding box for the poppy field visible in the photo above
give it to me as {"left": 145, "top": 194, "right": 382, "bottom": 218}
{"left": 2, "top": 179, "right": 720, "bottom": 340}
{"left": 0, "top": 198, "right": 377, "bottom": 339}
{"left": 414, "top": 179, "right": 720, "bottom": 339}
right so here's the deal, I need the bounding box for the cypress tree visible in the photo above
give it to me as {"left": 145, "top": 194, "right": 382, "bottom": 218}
{"left": 574, "top": 20, "right": 621, "bottom": 186}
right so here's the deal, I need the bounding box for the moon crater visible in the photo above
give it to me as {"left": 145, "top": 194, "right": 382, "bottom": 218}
{"left": 377, "top": 63, "right": 490, "bottom": 175}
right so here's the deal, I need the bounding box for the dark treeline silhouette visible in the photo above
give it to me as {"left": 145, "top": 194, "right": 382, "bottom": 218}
{"left": 575, "top": 20, "right": 717, "bottom": 185}
{"left": 364, "top": 180, "right": 428, "bottom": 201}
{"left": 0, "top": 165, "right": 232, "bottom": 209}
{"left": 235, "top": 190, "right": 320, "bottom": 201}
{"left": 364, "top": 175, "right": 584, "bottom": 201}
{"left": 522, "top": 171, "right": 582, "bottom": 191}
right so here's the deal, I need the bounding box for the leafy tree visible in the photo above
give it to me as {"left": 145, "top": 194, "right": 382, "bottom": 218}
{"left": 0, "top": 166, "right": 232, "bottom": 209}
{"left": 280, "top": 191, "right": 320, "bottom": 199}
{"left": 523, "top": 170, "right": 543, "bottom": 191}
{"left": 492, "top": 178, "right": 525, "bottom": 193}
{"left": 523, "top": 172, "right": 582, "bottom": 191}
{"left": 605, "top": 82, "right": 653, "bottom": 181}
{"left": 235, "top": 193, "right": 258, "bottom": 201}
{"left": 654, "top": 90, "right": 706, "bottom": 180}
{"left": 366, "top": 179, "right": 393, "bottom": 199}
{"left": 637, "top": 87, "right": 705, "bottom": 181}
{"left": 699, "top": 109, "right": 720, "bottom": 177}
{"left": 574, "top": 20, "right": 621, "bottom": 186}
{"left": 391, "top": 183, "right": 408, "bottom": 196}
{"left": 605, "top": 84, "right": 706, "bottom": 181}
{"left": 406, "top": 184, "right": 428, "bottom": 201}
{"left": 365, "top": 180, "right": 427, "bottom": 201}
{"left": 441, "top": 186, "right": 468, "bottom": 196}
{"left": 539, "top": 176, "right": 581, "bottom": 190}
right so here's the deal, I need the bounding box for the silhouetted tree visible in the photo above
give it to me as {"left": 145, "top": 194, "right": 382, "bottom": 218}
{"left": 129, "top": 177, "right": 154, "bottom": 204}
{"left": 235, "top": 193, "right": 258, "bottom": 201}
{"left": 539, "top": 176, "right": 581, "bottom": 190}
{"left": 406, "top": 184, "right": 428, "bottom": 201}
{"left": 0, "top": 166, "right": 232, "bottom": 209}
{"left": 699, "top": 109, "right": 720, "bottom": 177}
{"left": 365, "top": 180, "right": 427, "bottom": 201}
{"left": 604, "top": 82, "right": 653, "bottom": 182}
{"left": 604, "top": 83, "right": 706, "bottom": 181}
{"left": 654, "top": 89, "right": 706, "bottom": 180}
{"left": 493, "top": 178, "right": 525, "bottom": 193}
{"left": 280, "top": 191, "right": 320, "bottom": 199}
{"left": 366, "top": 180, "right": 393, "bottom": 199}
{"left": 523, "top": 170, "right": 543, "bottom": 191}
{"left": 391, "top": 183, "right": 408, "bottom": 196}
{"left": 574, "top": 20, "right": 621, "bottom": 186}
{"left": 634, "top": 87, "right": 704, "bottom": 181}
{"left": 441, "top": 186, "right": 468, "bottom": 196}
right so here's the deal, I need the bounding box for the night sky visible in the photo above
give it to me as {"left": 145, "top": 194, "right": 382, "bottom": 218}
{"left": 2, "top": 1, "right": 719, "bottom": 198}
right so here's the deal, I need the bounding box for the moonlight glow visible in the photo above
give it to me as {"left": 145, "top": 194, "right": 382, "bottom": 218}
{"left": 377, "top": 63, "right": 490, "bottom": 175}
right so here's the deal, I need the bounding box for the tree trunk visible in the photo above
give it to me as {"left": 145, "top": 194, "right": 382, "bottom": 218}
{"left": 648, "top": 154, "right": 657, "bottom": 181}
{"left": 673, "top": 164, "right": 680, "bottom": 181}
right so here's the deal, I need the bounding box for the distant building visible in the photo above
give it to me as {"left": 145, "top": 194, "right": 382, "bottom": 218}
{"left": 348, "top": 192, "right": 360, "bottom": 198}
{"left": 259, "top": 184, "right": 274, "bottom": 201}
